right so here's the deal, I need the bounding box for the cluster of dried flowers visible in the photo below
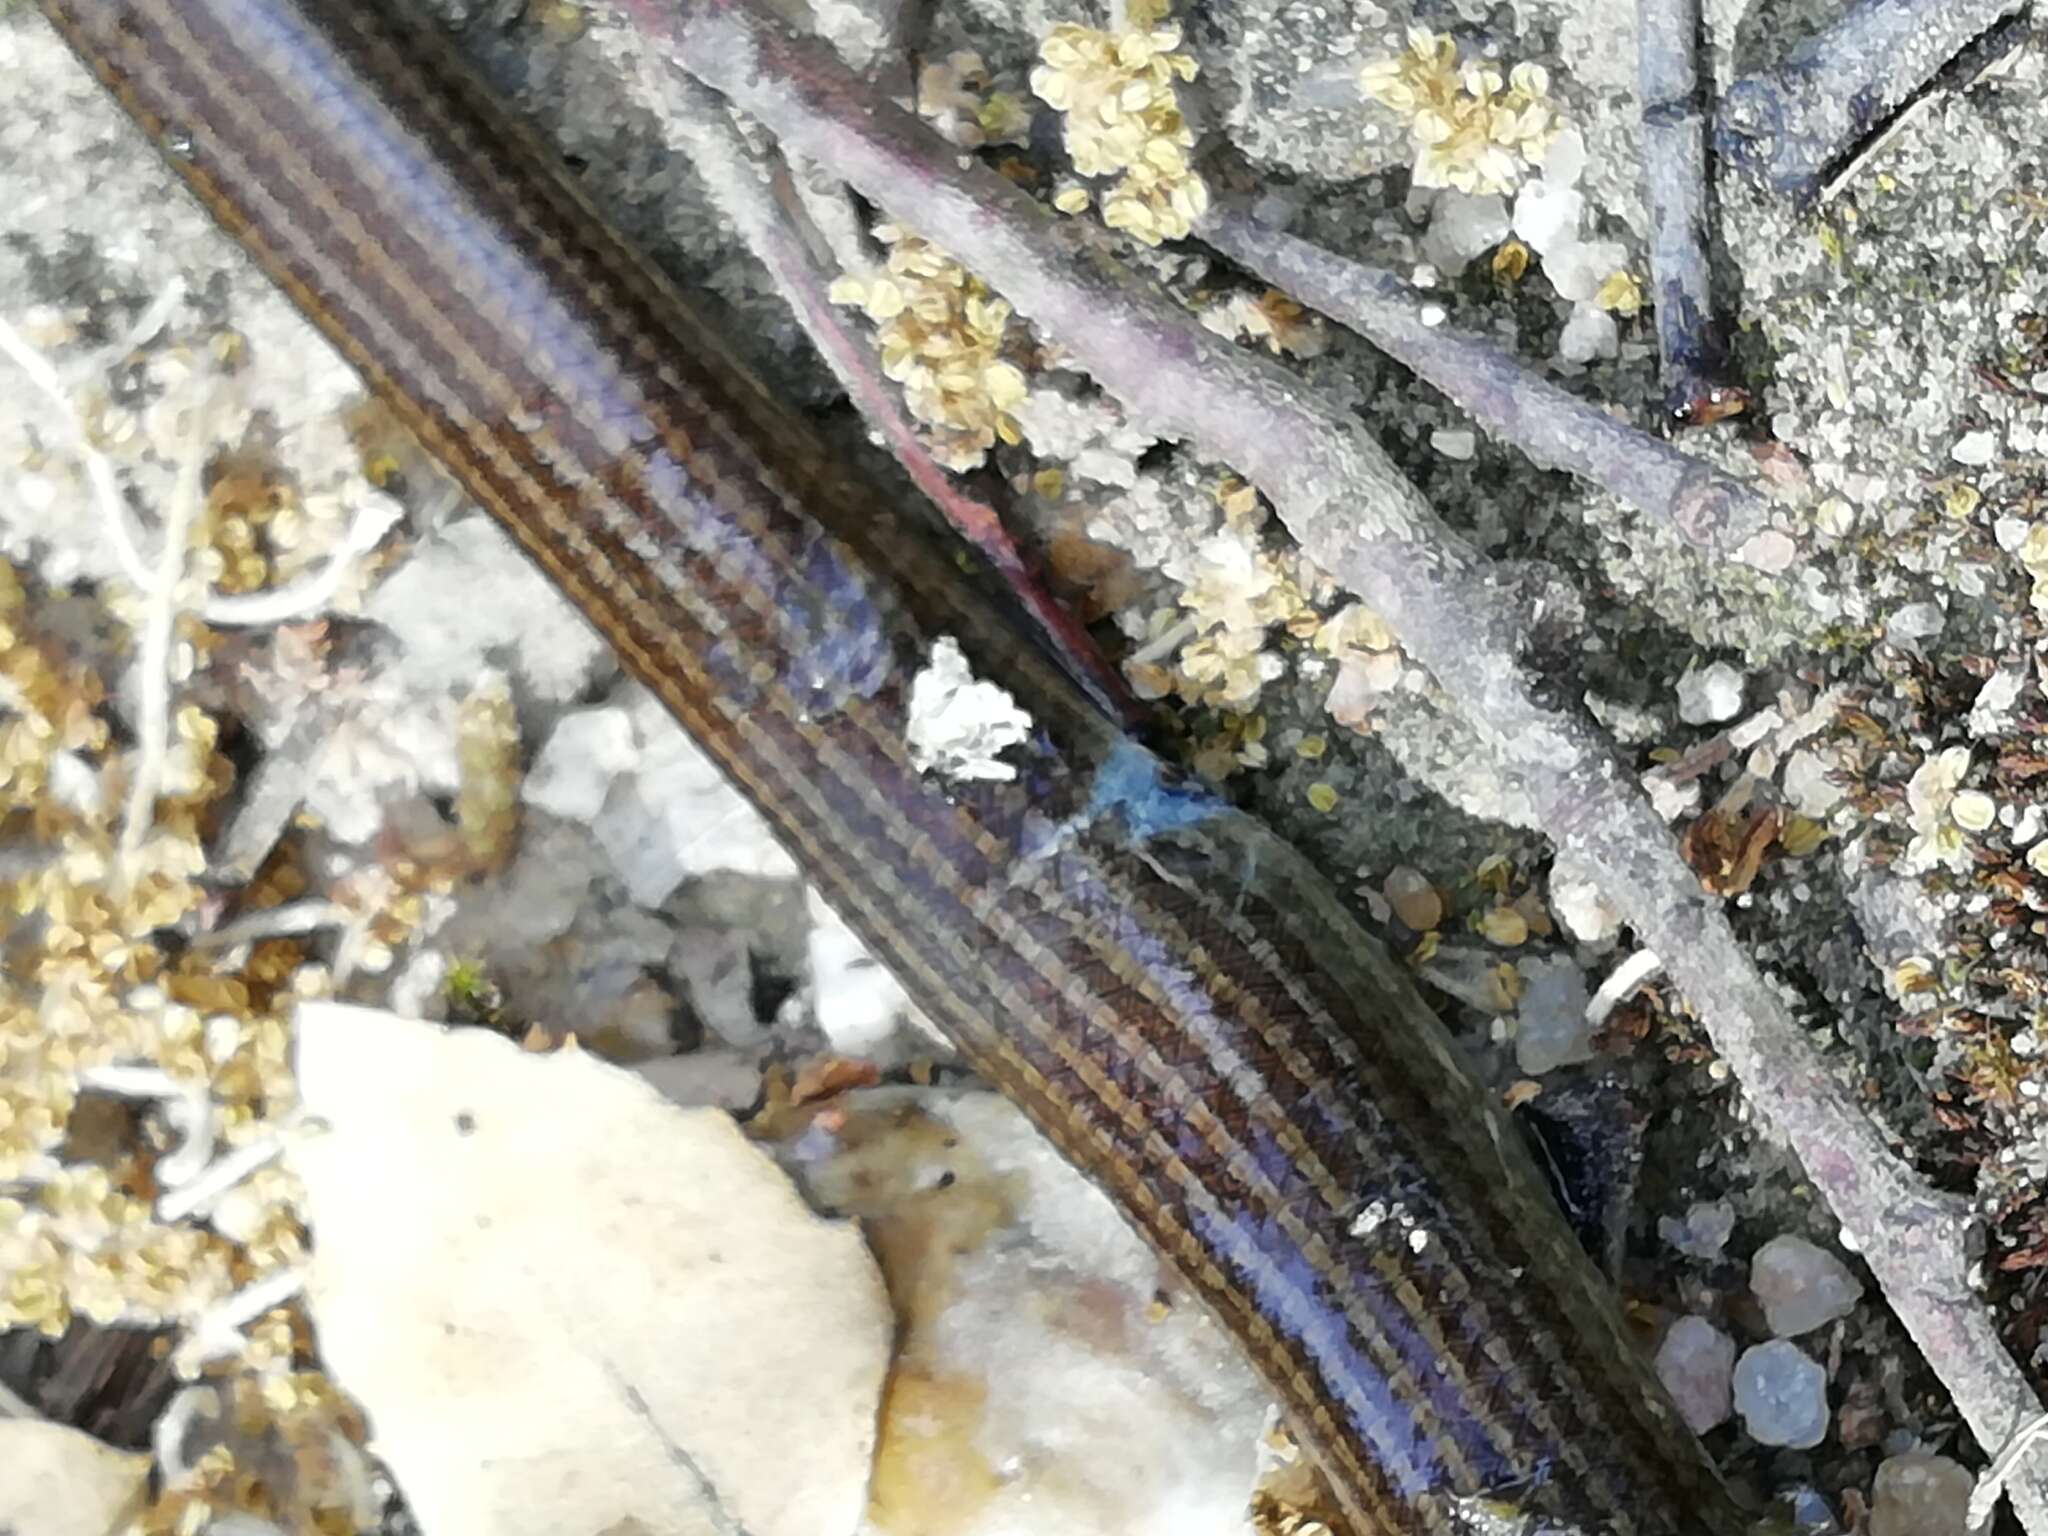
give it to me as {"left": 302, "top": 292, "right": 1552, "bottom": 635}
{"left": 0, "top": 544, "right": 383, "bottom": 1524}
{"left": 1030, "top": 6, "right": 1208, "bottom": 245}
{"left": 828, "top": 226, "right": 1030, "bottom": 472}
{"left": 1359, "top": 27, "right": 1559, "bottom": 196}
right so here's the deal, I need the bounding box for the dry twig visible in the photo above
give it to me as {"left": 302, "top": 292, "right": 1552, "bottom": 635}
{"left": 1201, "top": 207, "right": 1778, "bottom": 563}
{"left": 1716, "top": 0, "right": 2029, "bottom": 199}
{"left": 655, "top": 70, "right": 1135, "bottom": 720}
{"left": 1637, "top": 0, "right": 1746, "bottom": 424}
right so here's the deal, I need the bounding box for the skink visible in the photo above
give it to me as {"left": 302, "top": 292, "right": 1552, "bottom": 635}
{"left": 35, "top": 1, "right": 1748, "bottom": 1530}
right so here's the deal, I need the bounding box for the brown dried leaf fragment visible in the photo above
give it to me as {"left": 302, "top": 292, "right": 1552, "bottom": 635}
{"left": 1680, "top": 805, "right": 1782, "bottom": 896}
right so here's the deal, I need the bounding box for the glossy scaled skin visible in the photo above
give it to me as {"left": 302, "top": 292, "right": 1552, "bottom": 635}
{"left": 37, "top": 0, "right": 1749, "bottom": 1529}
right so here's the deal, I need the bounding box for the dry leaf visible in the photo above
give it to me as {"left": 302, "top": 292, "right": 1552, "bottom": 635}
{"left": 1681, "top": 806, "right": 1783, "bottom": 895}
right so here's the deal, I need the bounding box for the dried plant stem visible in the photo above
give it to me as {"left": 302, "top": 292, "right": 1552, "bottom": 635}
{"left": 117, "top": 440, "right": 204, "bottom": 880}
{"left": 1636, "top": 0, "right": 1743, "bottom": 424}
{"left": 1716, "top": 0, "right": 2028, "bottom": 198}
{"left": 1201, "top": 207, "right": 1776, "bottom": 564}
{"left": 657, "top": 70, "right": 1134, "bottom": 720}
{"left": 0, "top": 310, "right": 162, "bottom": 599}
{"left": 617, "top": 2, "right": 2048, "bottom": 1520}
{"left": 0, "top": 312, "right": 394, "bottom": 628}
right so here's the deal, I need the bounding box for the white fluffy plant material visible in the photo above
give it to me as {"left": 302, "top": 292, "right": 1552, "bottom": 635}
{"left": 284, "top": 1003, "right": 892, "bottom": 1536}
{"left": 905, "top": 636, "right": 1033, "bottom": 782}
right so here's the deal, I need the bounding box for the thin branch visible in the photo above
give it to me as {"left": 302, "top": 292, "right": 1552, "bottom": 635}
{"left": 0, "top": 312, "right": 397, "bottom": 628}
{"left": 1979, "top": 1411, "right": 2048, "bottom": 1532}
{"left": 656, "top": 69, "right": 1137, "bottom": 721}
{"left": 1587, "top": 948, "right": 1665, "bottom": 1028}
{"left": 1200, "top": 207, "right": 1780, "bottom": 565}
{"left": 0, "top": 311, "right": 160, "bottom": 598}
{"left": 117, "top": 436, "right": 205, "bottom": 880}
{"left": 154, "top": 1383, "right": 219, "bottom": 1483}
{"left": 188, "top": 898, "right": 352, "bottom": 953}
{"left": 614, "top": 3, "right": 2048, "bottom": 1524}
{"left": 156, "top": 1131, "right": 289, "bottom": 1225}
{"left": 200, "top": 494, "right": 402, "bottom": 628}
{"left": 1637, "top": 0, "right": 1746, "bottom": 425}
{"left": 1716, "top": 0, "right": 2028, "bottom": 199}
{"left": 171, "top": 1267, "right": 306, "bottom": 1376}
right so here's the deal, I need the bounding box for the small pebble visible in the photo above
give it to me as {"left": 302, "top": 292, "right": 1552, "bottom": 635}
{"left": 1660, "top": 1199, "right": 1736, "bottom": 1260}
{"left": 1654, "top": 1316, "right": 1736, "bottom": 1434}
{"left": 1512, "top": 954, "right": 1594, "bottom": 1075}
{"left": 1787, "top": 1486, "right": 1837, "bottom": 1531}
{"left": 1547, "top": 869, "right": 1619, "bottom": 945}
{"left": 1868, "top": 1451, "right": 1974, "bottom": 1536}
{"left": 1558, "top": 302, "right": 1618, "bottom": 363}
{"left": 1430, "top": 428, "right": 1477, "bottom": 461}
{"left": 1539, "top": 125, "right": 1586, "bottom": 187}
{"left": 1646, "top": 772, "right": 1701, "bottom": 821}
{"left": 1886, "top": 602, "right": 1946, "bottom": 646}
{"left": 1677, "top": 661, "right": 1746, "bottom": 726}
{"left": 1733, "top": 1340, "right": 1829, "bottom": 1449}
{"left": 1544, "top": 241, "right": 1624, "bottom": 306}
{"left": 1815, "top": 497, "right": 1857, "bottom": 538}
{"left": 1782, "top": 749, "right": 1844, "bottom": 817}
{"left": 1510, "top": 181, "right": 1584, "bottom": 257}
{"left": 1951, "top": 429, "right": 1999, "bottom": 467}
{"left": 1422, "top": 191, "right": 1510, "bottom": 274}
{"left": 1737, "top": 529, "right": 1798, "bottom": 573}
{"left": 1751, "top": 1234, "right": 1863, "bottom": 1336}
{"left": 1384, "top": 866, "right": 1443, "bottom": 931}
{"left": 1970, "top": 668, "right": 2026, "bottom": 737}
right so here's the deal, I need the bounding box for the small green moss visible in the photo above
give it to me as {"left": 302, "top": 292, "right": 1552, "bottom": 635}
{"left": 443, "top": 956, "right": 503, "bottom": 1025}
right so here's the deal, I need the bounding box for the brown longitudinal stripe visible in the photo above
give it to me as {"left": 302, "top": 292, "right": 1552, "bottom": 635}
{"left": 109, "top": 16, "right": 1429, "bottom": 1515}
{"left": 38, "top": 1, "right": 1752, "bottom": 1531}
{"left": 132, "top": 15, "right": 1520, "bottom": 1508}
{"left": 1079, "top": 850, "right": 1588, "bottom": 1491}
{"left": 72, "top": 3, "right": 1490, "bottom": 1531}
{"left": 1131, "top": 836, "right": 1637, "bottom": 1489}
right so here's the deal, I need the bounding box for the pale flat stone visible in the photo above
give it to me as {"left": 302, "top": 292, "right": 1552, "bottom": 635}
{"left": 523, "top": 703, "right": 639, "bottom": 823}
{"left": 287, "top": 1002, "right": 891, "bottom": 1536}
{"left": 807, "top": 888, "right": 924, "bottom": 1057}
{"left": 779, "top": 1086, "right": 1274, "bottom": 1536}
{"left": 366, "top": 515, "right": 609, "bottom": 704}
{"left": 0, "top": 1421, "right": 148, "bottom": 1536}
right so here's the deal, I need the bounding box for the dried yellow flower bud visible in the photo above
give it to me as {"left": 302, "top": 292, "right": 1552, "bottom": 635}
{"left": 1360, "top": 29, "right": 1560, "bottom": 196}
{"left": 1032, "top": 9, "right": 1206, "bottom": 248}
